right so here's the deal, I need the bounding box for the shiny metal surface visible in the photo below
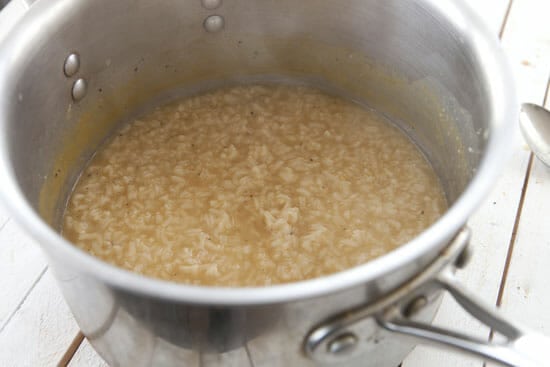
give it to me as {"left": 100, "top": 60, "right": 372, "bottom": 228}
{"left": 304, "top": 229, "right": 471, "bottom": 364}
{"left": 201, "top": 0, "right": 222, "bottom": 10}
{"left": 0, "top": 0, "right": 29, "bottom": 45}
{"left": 326, "top": 333, "right": 359, "bottom": 356}
{"left": 380, "top": 269, "right": 550, "bottom": 367}
{"left": 308, "top": 228, "right": 550, "bottom": 366}
{"left": 63, "top": 53, "right": 80, "bottom": 77}
{"left": 203, "top": 14, "right": 224, "bottom": 33}
{"left": 454, "top": 241, "right": 473, "bottom": 269}
{"left": 402, "top": 295, "right": 429, "bottom": 318}
{"left": 0, "top": 0, "right": 518, "bottom": 366}
{"left": 520, "top": 103, "right": 550, "bottom": 167}
{"left": 71, "top": 77, "right": 87, "bottom": 101}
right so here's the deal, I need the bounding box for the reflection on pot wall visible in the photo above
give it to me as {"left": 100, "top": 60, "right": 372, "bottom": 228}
{"left": 0, "top": 0, "right": 516, "bottom": 366}
{"left": 3, "top": 1, "right": 486, "bottom": 227}
{"left": 52, "top": 258, "right": 441, "bottom": 367}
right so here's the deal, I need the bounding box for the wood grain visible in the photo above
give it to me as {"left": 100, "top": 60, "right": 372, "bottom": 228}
{"left": 0, "top": 270, "right": 80, "bottom": 366}
{"left": 490, "top": 3, "right": 550, "bottom": 365}
{"left": 67, "top": 339, "right": 109, "bottom": 367}
{"left": 0, "top": 219, "right": 48, "bottom": 332}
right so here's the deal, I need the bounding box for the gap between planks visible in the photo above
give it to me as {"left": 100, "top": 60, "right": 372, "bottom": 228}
{"left": 497, "top": 0, "right": 514, "bottom": 39}
{"left": 495, "top": 80, "right": 550, "bottom": 309}
{"left": 58, "top": 332, "right": 85, "bottom": 367}
{"left": 0, "top": 217, "right": 9, "bottom": 232}
{"left": 0, "top": 265, "right": 47, "bottom": 334}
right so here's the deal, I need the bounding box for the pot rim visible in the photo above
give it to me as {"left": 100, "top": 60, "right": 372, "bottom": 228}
{"left": 0, "top": 0, "right": 518, "bottom": 305}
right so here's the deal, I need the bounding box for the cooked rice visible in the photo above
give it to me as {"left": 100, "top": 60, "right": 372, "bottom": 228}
{"left": 63, "top": 84, "right": 447, "bottom": 286}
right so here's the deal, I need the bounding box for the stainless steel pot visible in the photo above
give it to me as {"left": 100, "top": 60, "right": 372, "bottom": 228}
{"left": 0, "top": 0, "right": 548, "bottom": 366}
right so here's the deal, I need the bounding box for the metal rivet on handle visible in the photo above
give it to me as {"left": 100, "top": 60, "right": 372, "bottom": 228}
{"left": 71, "top": 78, "right": 87, "bottom": 102}
{"left": 403, "top": 295, "right": 428, "bottom": 318}
{"left": 63, "top": 53, "right": 80, "bottom": 77}
{"left": 203, "top": 15, "right": 224, "bottom": 32}
{"left": 454, "top": 244, "right": 472, "bottom": 269}
{"left": 326, "top": 332, "right": 358, "bottom": 356}
{"left": 201, "top": 0, "right": 222, "bottom": 9}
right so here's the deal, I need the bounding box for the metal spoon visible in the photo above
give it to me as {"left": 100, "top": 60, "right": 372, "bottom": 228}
{"left": 520, "top": 103, "right": 550, "bottom": 167}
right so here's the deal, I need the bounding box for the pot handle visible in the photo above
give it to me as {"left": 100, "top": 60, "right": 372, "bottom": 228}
{"left": 304, "top": 228, "right": 550, "bottom": 367}
{"left": 0, "top": 0, "right": 31, "bottom": 45}
{"left": 378, "top": 268, "right": 550, "bottom": 367}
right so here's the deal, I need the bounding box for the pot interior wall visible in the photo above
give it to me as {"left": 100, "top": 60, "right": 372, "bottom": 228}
{"left": 2, "top": 0, "right": 489, "bottom": 227}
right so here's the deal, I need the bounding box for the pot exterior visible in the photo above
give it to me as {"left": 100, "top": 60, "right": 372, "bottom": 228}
{"left": 51, "top": 256, "right": 444, "bottom": 367}
{"left": 0, "top": 0, "right": 516, "bottom": 366}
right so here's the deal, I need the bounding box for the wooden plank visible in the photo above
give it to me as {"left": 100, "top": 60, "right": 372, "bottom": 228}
{"left": 0, "top": 202, "right": 9, "bottom": 226}
{"left": 498, "top": 89, "right": 550, "bottom": 330}
{"left": 463, "top": 0, "right": 512, "bottom": 35}
{"left": 498, "top": 0, "right": 550, "bottom": 105}
{"left": 404, "top": 0, "right": 550, "bottom": 365}
{"left": 0, "top": 219, "right": 48, "bottom": 331}
{"left": 0, "top": 270, "right": 81, "bottom": 367}
{"left": 68, "top": 339, "right": 109, "bottom": 367}
{"left": 485, "top": 0, "right": 550, "bottom": 363}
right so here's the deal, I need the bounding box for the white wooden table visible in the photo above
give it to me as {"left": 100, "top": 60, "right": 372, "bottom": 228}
{"left": 1, "top": 1, "right": 549, "bottom": 366}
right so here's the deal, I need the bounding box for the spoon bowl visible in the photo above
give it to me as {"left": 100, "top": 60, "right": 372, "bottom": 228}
{"left": 520, "top": 103, "right": 550, "bottom": 167}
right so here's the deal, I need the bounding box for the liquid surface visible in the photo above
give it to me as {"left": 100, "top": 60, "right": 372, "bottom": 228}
{"left": 63, "top": 85, "right": 447, "bottom": 286}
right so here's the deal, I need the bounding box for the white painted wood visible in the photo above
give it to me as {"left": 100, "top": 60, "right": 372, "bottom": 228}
{"left": 0, "top": 202, "right": 9, "bottom": 226}
{"left": 0, "top": 219, "right": 48, "bottom": 331}
{"left": 0, "top": 270, "right": 81, "bottom": 366}
{"left": 68, "top": 339, "right": 109, "bottom": 367}
{"left": 463, "top": 0, "right": 511, "bottom": 35}
{"left": 494, "top": 0, "right": 550, "bottom": 326}
{"left": 488, "top": 142, "right": 550, "bottom": 367}
{"left": 499, "top": 0, "right": 550, "bottom": 105}
{"left": 500, "top": 153, "right": 550, "bottom": 333}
